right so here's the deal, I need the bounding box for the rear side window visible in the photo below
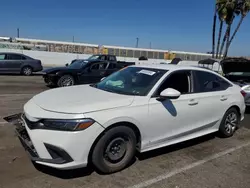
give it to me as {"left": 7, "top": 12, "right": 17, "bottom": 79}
{"left": 194, "top": 70, "right": 231, "bottom": 92}
{"left": 7, "top": 54, "right": 24, "bottom": 60}
{"left": 0, "top": 54, "right": 6, "bottom": 60}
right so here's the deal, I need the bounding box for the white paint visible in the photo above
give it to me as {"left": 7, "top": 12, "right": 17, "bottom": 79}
{"left": 19, "top": 64, "right": 245, "bottom": 170}
{"left": 128, "top": 141, "right": 250, "bottom": 188}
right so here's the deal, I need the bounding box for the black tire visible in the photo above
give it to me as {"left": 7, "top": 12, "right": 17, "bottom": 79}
{"left": 57, "top": 75, "right": 75, "bottom": 87}
{"left": 218, "top": 108, "right": 240, "bottom": 138}
{"left": 91, "top": 126, "right": 137, "bottom": 174}
{"left": 21, "top": 66, "right": 33, "bottom": 76}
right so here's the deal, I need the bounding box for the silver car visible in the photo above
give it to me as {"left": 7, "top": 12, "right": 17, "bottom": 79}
{"left": 0, "top": 52, "right": 43, "bottom": 76}
{"left": 221, "top": 58, "right": 250, "bottom": 107}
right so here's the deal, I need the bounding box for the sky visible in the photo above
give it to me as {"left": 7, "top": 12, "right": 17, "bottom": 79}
{"left": 0, "top": 0, "right": 249, "bottom": 56}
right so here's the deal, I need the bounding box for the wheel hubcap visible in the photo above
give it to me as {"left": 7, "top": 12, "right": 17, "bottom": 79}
{"left": 104, "top": 137, "right": 127, "bottom": 163}
{"left": 225, "top": 112, "right": 237, "bottom": 134}
{"left": 24, "top": 68, "right": 31, "bottom": 75}
{"left": 61, "top": 77, "right": 73, "bottom": 86}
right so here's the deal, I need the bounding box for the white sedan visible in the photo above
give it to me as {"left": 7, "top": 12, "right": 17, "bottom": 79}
{"left": 4, "top": 64, "right": 246, "bottom": 174}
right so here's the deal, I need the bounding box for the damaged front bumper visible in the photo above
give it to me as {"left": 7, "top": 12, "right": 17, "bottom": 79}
{"left": 3, "top": 113, "right": 74, "bottom": 166}
{"left": 3, "top": 113, "right": 39, "bottom": 158}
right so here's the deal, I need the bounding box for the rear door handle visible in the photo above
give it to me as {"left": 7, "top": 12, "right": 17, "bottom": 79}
{"left": 220, "top": 95, "right": 228, "bottom": 101}
{"left": 188, "top": 99, "right": 198, "bottom": 106}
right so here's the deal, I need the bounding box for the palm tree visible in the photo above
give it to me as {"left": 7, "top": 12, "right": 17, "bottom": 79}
{"left": 212, "top": 3, "right": 217, "bottom": 58}
{"left": 218, "top": 0, "right": 237, "bottom": 58}
{"left": 228, "top": 0, "right": 250, "bottom": 47}
{"left": 216, "top": 1, "right": 227, "bottom": 58}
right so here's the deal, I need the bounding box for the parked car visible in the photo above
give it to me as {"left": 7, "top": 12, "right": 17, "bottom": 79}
{"left": 70, "top": 54, "right": 135, "bottom": 66}
{"left": 4, "top": 64, "right": 245, "bottom": 174}
{"left": 43, "top": 59, "right": 134, "bottom": 87}
{"left": 221, "top": 57, "right": 250, "bottom": 107}
{"left": 0, "top": 52, "right": 43, "bottom": 75}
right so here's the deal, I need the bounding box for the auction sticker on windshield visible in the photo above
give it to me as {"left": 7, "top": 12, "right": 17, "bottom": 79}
{"left": 137, "top": 69, "right": 156, "bottom": 76}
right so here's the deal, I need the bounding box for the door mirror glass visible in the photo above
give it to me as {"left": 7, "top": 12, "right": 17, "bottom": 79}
{"left": 65, "top": 63, "right": 69, "bottom": 67}
{"left": 158, "top": 88, "right": 181, "bottom": 100}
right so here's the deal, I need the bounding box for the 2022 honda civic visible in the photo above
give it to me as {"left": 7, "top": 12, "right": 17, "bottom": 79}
{"left": 4, "top": 64, "right": 246, "bottom": 174}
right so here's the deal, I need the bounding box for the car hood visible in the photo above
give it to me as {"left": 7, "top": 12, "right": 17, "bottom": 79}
{"left": 42, "top": 67, "right": 74, "bottom": 74}
{"left": 221, "top": 58, "right": 250, "bottom": 74}
{"left": 30, "top": 85, "right": 135, "bottom": 114}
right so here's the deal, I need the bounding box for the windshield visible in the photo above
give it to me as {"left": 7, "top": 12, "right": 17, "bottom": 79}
{"left": 87, "top": 55, "right": 100, "bottom": 60}
{"left": 68, "top": 60, "right": 88, "bottom": 69}
{"left": 94, "top": 67, "right": 167, "bottom": 96}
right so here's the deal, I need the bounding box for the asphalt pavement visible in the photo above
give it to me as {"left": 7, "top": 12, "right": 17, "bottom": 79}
{"left": 0, "top": 75, "right": 250, "bottom": 188}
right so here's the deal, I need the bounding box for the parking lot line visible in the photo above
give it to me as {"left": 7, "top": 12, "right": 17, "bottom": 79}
{"left": 128, "top": 141, "right": 250, "bottom": 188}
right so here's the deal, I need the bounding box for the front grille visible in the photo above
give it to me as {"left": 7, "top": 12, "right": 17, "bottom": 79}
{"left": 16, "top": 117, "right": 39, "bottom": 158}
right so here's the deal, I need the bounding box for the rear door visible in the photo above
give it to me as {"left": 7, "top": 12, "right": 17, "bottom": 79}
{"left": 192, "top": 70, "right": 233, "bottom": 126}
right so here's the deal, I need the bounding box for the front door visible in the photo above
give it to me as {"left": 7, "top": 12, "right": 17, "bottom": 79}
{"left": 5, "top": 53, "right": 23, "bottom": 72}
{"left": 79, "top": 62, "right": 108, "bottom": 84}
{"left": 145, "top": 70, "right": 207, "bottom": 150}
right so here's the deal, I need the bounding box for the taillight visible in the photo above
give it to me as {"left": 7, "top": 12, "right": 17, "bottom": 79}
{"left": 241, "top": 90, "right": 246, "bottom": 97}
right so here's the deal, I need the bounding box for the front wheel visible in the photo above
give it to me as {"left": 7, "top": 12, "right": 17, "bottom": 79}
{"left": 218, "top": 108, "right": 240, "bottom": 138}
{"left": 91, "top": 126, "right": 137, "bottom": 174}
{"left": 57, "top": 75, "right": 75, "bottom": 87}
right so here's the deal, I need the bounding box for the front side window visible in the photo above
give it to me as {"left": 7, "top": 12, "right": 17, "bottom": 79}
{"left": 94, "top": 67, "right": 167, "bottom": 96}
{"left": 90, "top": 63, "right": 108, "bottom": 71}
{"left": 194, "top": 70, "right": 231, "bottom": 92}
{"left": 68, "top": 60, "right": 88, "bottom": 69}
{"left": 155, "top": 70, "right": 191, "bottom": 96}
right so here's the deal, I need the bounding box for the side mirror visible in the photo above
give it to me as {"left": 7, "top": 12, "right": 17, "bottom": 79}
{"left": 101, "top": 77, "right": 106, "bottom": 81}
{"left": 157, "top": 88, "right": 181, "bottom": 101}
{"left": 65, "top": 63, "right": 69, "bottom": 67}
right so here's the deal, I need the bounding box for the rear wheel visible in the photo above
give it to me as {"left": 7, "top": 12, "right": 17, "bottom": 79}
{"left": 91, "top": 126, "right": 137, "bottom": 174}
{"left": 218, "top": 108, "right": 240, "bottom": 138}
{"left": 21, "top": 66, "right": 33, "bottom": 76}
{"left": 57, "top": 75, "right": 75, "bottom": 87}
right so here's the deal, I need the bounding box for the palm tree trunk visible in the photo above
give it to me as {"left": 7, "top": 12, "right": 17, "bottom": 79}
{"left": 223, "top": 25, "right": 231, "bottom": 58}
{"left": 212, "top": 5, "right": 217, "bottom": 58}
{"left": 228, "top": 15, "right": 244, "bottom": 46}
{"left": 219, "top": 26, "right": 230, "bottom": 58}
{"left": 216, "top": 20, "right": 223, "bottom": 58}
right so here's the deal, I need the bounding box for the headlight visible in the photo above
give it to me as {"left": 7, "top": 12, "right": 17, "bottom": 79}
{"left": 31, "top": 118, "right": 95, "bottom": 131}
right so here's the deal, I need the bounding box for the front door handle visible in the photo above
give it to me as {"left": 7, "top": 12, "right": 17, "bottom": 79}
{"left": 220, "top": 95, "right": 228, "bottom": 101}
{"left": 188, "top": 99, "right": 198, "bottom": 106}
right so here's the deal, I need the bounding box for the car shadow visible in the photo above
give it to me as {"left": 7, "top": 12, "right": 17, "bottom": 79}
{"left": 33, "top": 156, "right": 137, "bottom": 179}
{"left": 32, "top": 162, "right": 94, "bottom": 179}
{"left": 137, "top": 133, "right": 216, "bottom": 161}
{"left": 245, "top": 106, "right": 250, "bottom": 114}
{"left": 33, "top": 134, "right": 215, "bottom": 179}
{"left": 160, "top": 99, "right": 177, "bottom": 117}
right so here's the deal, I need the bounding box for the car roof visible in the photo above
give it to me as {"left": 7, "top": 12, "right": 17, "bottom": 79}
{"left": 132, "top": 64, "right": 218, "bottom": 73}
{"left": 0, "top": 52, "right": 24, "bottom": 56}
